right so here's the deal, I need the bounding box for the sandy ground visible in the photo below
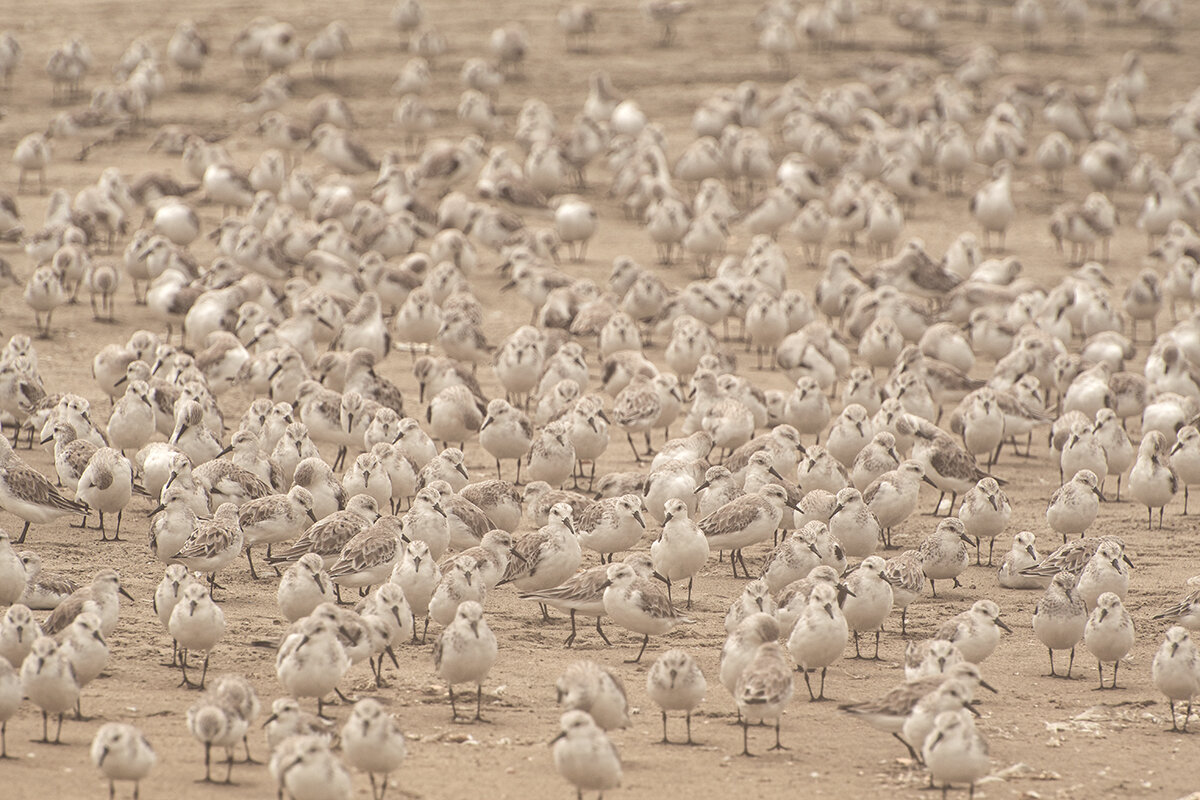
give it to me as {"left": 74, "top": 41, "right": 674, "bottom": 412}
{"left": 1, "top": 1, "right": 1199, "bottom": 798}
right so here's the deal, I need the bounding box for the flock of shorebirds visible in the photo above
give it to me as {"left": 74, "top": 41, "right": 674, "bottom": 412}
{"left": 1, "top": 0, "right": 1200, "bottom": 798}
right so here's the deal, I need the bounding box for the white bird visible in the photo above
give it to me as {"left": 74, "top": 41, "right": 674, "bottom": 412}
{"left": 552, "top": 710, "right": 622, "bottom": 798}
{"left": 91, "top": 722, "right": 157, "bottom": 800}
{"left": 645, "top": 648, "right": 706, "bottom": 745}
{"left": 276, "top": 616, "right": 351, "bottom": 719}
{"left": 1032, "top": 572, "right": 1088, "bottom": 679}
{"left": 602, "top": 561, "right": 692, "bottom": 662}
{"left": 922, "top": 709, "right": 991, "bottom": 798}
{"left": 433, "top": 600, "right": 497, "bottom": 722}
{"left": 1129, "top": 430, "right": 1179, "bottom": 529}
{"left": 787, "top": 582, "right": 848, "bottom": 701}
{"left": 1152, "top": 626, "right": 1200, "bottom": 732}
{"left": 1084, "top": 592, "right": 1135, "bottom": 690}
{"left": 169, "top": 582, "right": 225, "bottom": 689}
{"left": 20, "top": 635, "right": 79, "bottom": 744}
{"left": 341, "top": 698, "right": 406, "bottom": 800}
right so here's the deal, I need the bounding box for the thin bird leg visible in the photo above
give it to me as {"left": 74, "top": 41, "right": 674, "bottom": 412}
{"left": 595, "top": 617, "right": 612, "bottom": 646}
{"left": 625, "top": 634, "right": 650, "bottom": 663}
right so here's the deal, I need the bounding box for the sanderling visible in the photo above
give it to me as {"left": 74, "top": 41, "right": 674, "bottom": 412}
{"left": 169, "top": 582, "right": 225, "bottom": 689}
{"left": 433, "top": 601, "right": 497, "bottom": 722}
{"left": 341, "top": 698, "right": 406, "bottom": 800}
{"left": 839, "top": 663, "right": 995, "bottom": 760}
{"left": 826, "top": 404, "right": 874, "bottom": 468}
{"left": 934, "top": 599, "right": 1011, "bottom": 664}
{"left": 61, "top": 610, "right": 108, "bottom": 714}
{"left": 20, "top": 636, "right": 79, "bottom": 743}
{"left": 829, "top": 487, "right": 882, "bottom": 559}
{"left": 695, "top": 465, "right": 743, "bottom": 520}
{"left": 429, "top": 554, "right": 487, "bottom": 628}
{"left": 725, "top": 578, "right": 778, "bottom": 633}
{"left": 905, "top": 639, "right": 964, "bottom": 682}
{"left": 916, "top": 518, "right": 972, "bottom": 596}
{"left": 1129, "top": 429, "right": 1179, "bottom": 529}
{"left": 784, "top": 376, "right": 831, "bottom": 442}
{"left": 958, "top": 477, "right": 1011, "bottom": 566}
{"left": 557, "top": 659, "right": 630, "bottom": 731}
{"left": 969, "top": 160, "right": 1015, "bottom": 251}
{"left": 342, "top": 451, "right": 393, "bottom": 513}
{"left": 427, "top": 386, "right": 487, "bottom": 452}
{"left": 744, "top": 451, "right": 803, "bottom": 521}
{"left": 187, "top": 695, "right": 246, "bottom": 784}
{"left": 698, "top": 484, "right": 796, "bottom": 577}
{"left": 862, "top": 460, "right": 925, "bottom": 548}
{"left": 0, "top": 603, "right": 40, "bottom": 668}
{"left": 153, "top": 564, "right": 194, "bottom": 666}
{"left": 1076, "top": 539, "right": 1132, "bottom": 610}
{"left": 1152, "top": 626, "right": 1200, "bottom": 731}
{"left": 269, "top": 494, "right": 381, "bottom": 571}
{"left": 0, "top": 436, "right": 88, "bottom": 543}
{"left": 91, "top": 722, "right": 156, "bottom": 800}
{"left": 460, "top": 479, "right": 522, "bottom": 533}
{"left": 1020, "top": 535, "right": 1126, "bottom": 580}
{"left": 505, "top": 502, "right": 582, "bottom": 612}
{"left": 451, "top": 529, "right": 518, "bottom": 590}
{"left": 1032, "top": 571, "right": 1088, "bottom": 678}
{"left": 272, "top": 734, "right": 353, "bottom": 800}
{"left": 0, "top": 530, "right": 24, "bottom": 605}
{"left": 1171, "top": 426, "right": 1200, "bottom": 514}
{"left": 211, "top": 674, "right": 261, "bottom": 765}
{"left": 1153, "top": 579, "right": 1200, "bottom": 631}
{"left": 19, "top": 550, "right": 76, "bottom": 610}
{"left": 43, "top": 568, "right": 131, "bottom": 637}
{"left": 526, "top": 423, "right": 577, "bottom": 488}
{"left": 276, "top": 616, "right": 352, "bottom": 718}
{"left": 1060, "top": 420, "right": 1108, "bottom": 488}
{"left": 843, "top": 555, "right": 894, "bottom": 659}
{"left": 1094, "top": 408, "right": 1134, "bottom": 499}
{"left": 603, "top": 561, "right": 691, "bottom": 662}
{"left": 901, "top": 679, "right": 978, "bottom": 765}
{"left": 479, "top": 398, "right": 533, "bottom": 483}
{"left": 734, "top": 641, "right": 794, "bottom": 756}
{"left": 238, "top": 485, "right": 317, "bottom": 579}
{"left": 1084, "top": 592, "right": 1135, "bottom": 689}
{"left": 552, "top": 710, "right": 622, "bottom": 797}
{"left": 577, "top": 494, "right": 645, "bottom": 563}
{"left": 525, "top": 484, "right": 595, "bottom": 527}
{"left": 71, "top": 447, "right": 132, "bottom": 539}
{"left": 148, "top": 484, "right": 201, "bottom": 564}
{"left": 759, "top": 523, "right": 822, "bottom": 593}
{"left": 173, "top": 503, "right": 245, "bottom": 591}
{"left": 646, "top": 648, "right": 706, "bottom": 744}
{"left": 263, "top": 697, "right": 336, "bottom": 752}
{"left": 911, "top": 428, "right": 996, "bottom": 516}
{"left": 787, "top": 582, "right": 848, "bottom": 701}
{"left": 612, "top": 373, "right": 662, "bottom": 463}
{"left": 392, "top": 539, "right": 439, "bottom": 642}
{"left": 1046, "top": 469, "right": 1104, "bottom": 543}
{"left": 329, "top": 516, "right": 407, "bottom": 594}
{"left": 882, "top": 550, "right": 925, "bottom": 635}
{"left": 720, "top": 611, "right": 778, "bottom": 706}
{"left": 997, "top": 531, "right": 1048, "bottom": 590}
{"left": 418, "top": 448, "right": 471, "bottom": 494}
{"left": 516, "top": 551, "right": 632, "bottom": 647}
{"left": 193, "top": 458, "right": 274, "bottom": 510}
{"left": 922, "top": 709, "right": 991, "bottom": 798}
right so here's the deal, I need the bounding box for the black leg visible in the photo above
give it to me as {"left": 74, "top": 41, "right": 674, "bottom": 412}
{"left": 564, "top": 610, "right": 578, "bottom": 647}
{"left": 595, "top": 617, "right": 612, "bottom": 646}
{"left": 626, "top": 634, "right": 650, "bottom": 663}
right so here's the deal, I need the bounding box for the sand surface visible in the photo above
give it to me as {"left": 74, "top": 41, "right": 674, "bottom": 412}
{"left": 1, "top": 1, "right": 1199, "bottom": 798}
